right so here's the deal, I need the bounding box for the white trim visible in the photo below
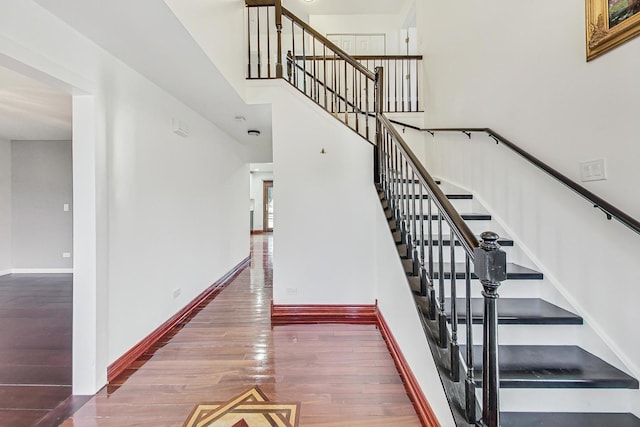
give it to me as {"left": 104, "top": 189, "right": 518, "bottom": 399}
{"left": 0, "top": 270, "right": 11, "bottom": 277}
{"left": 10, "top": 268, "right": 73, "bottom": 274}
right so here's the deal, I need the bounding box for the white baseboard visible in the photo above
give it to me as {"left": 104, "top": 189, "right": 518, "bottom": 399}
{"left": 10, "top": 268, "right": 73, "bottom": 274}
{"left": 0, "top": 269, "right": 11, "bottom": 277}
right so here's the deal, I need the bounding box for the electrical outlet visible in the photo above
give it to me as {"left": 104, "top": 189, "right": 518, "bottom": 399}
{"left": 62, "top": 252, "right": 71, "bottom": 258}
{"left": 285, "top": 287, "right": 297, "bottom": 296}
{"left": 172, "top": 288, "right": 181, "bottom": 299}
{"left": 63, "top": 204, "right": 70, "bottom": 212}
{"left": 580, "top": 159, "right": 607, "bottom": 182}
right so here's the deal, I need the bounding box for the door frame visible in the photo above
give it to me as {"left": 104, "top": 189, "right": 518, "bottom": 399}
{"left": 262, "top": 180, "right": 273, "bottom": 232}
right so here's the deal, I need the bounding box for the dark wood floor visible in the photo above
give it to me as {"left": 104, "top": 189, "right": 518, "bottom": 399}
{"left": 60, "top": 234, "right": 422, "bottom": 426}
{"left": 0, "top": 274, "right": 73, "bottom": 427}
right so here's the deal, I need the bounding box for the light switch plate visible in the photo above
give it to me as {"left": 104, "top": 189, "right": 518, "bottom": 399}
{"left": 580, "top": 159, "right": 607, "bottom": 182}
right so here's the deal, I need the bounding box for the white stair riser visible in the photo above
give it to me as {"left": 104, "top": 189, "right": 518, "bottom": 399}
{"left": 439, "top": 279, "right": 542, "bottom": 299}
{"left": 495, "top": 389, "right": 635, "bottom": 413}
{"left": 389, "top": 198, "right": 475, "bottom": 214}
{"left": 395, "top": 219, "right": 494, "bottom": 237}
{"left": 456, "top": 324, "right": 582, "bottom": 346}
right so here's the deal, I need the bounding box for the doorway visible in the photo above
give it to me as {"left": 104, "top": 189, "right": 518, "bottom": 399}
{"left": 263, "top": 180, "right": 274, "bottom": 232}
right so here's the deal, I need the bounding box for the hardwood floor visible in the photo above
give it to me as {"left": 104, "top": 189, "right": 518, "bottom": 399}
{"left": 0, "top": 274, "right": 73, "bottom": 427}
{"left": 58, "top": 233, "right": 421, "bottom": 426}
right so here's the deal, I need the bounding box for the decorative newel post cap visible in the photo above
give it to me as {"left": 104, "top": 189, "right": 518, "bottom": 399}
{"left": 474, "top": 231, "right": 507, "bottom": 283}
{"left": 480, "top": 231, "right": 500, "bottom": 243}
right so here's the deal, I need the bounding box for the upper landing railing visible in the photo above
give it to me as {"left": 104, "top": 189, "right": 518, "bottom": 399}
{"left": 245, "top": 1, "right": 422, "bottom": 121}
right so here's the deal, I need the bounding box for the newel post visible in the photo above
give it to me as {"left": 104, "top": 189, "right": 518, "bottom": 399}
{"left": 275, "top": 0, "right": 283, "bottom": 78}
{"left": 374, "top": 66, "right": 384, "bottom": 184}
{"left": 474, "top": 231, "right": 507, "bottom": 427}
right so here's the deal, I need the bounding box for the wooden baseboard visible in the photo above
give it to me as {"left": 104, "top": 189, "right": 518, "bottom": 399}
{"left": 270, "top": 303, "right": 378, "bottom": 325}
{"left": 250, "top": 230, "right": 263, "bottom": 235}
{"left": 376, "top": 311, "right": 440, "bottom": 427}
{"left": 107, "top": 255, "right": 251, "bottom": 382}
{"left": 270, "top": 303, "right": 440, "bottom": 427}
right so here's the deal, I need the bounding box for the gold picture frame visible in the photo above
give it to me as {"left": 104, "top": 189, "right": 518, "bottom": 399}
{"left": 586, "top": 0, "right": 640, "bottom": 60}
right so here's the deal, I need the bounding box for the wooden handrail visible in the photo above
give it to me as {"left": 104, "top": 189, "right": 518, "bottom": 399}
{"left": 292, "top": 54, "right": 424, "bottom": 61}
{"left": 388, "top": 119, "right": 640, "bottom": 235}
{"left": 281, "top": 7, "right": 376, "bottom": 81}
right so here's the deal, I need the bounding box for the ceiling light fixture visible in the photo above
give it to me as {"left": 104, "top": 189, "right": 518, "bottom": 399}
{"left": 247, "top": 129, "right": 261, "bottom": 137}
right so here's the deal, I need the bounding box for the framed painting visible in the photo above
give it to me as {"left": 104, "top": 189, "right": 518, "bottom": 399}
{"left": 586, "top": 0, "right": 640, "bottom": 60}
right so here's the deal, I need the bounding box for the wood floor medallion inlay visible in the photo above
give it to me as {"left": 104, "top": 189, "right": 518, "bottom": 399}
{"left": 183, "top": 386, "right": 300, "bottom": 427}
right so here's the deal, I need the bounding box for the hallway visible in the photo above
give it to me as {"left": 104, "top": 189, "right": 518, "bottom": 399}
{"left": 61, "top": 234, "right": 422, "bottom": 426}
{"left": 0, "top": 274, "right": 72, "bottom": 427}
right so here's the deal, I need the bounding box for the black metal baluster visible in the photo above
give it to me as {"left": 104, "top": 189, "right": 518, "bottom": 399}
{"left": 407, "top": 58, "right": 412, "bottom": 112}
{"left": 450, "top": 233, "right": 460, "bottom": 382}
{"left": 438, "top": 209, "right": 447, "bottom": 348}
{"left": 353, "top": 66, "right": 358, "bottom": 132}
{"left": 247, "top": 7, "right": 252, "bottom": 78}
{"left": 401, "top": 57, "right": 406, "bottom": 112}
{"left": 365, "top": 77, "right": 370, "bottom": 140}
{"left": 386, "top": 58, "right": 391, "bottom": 112}
{"left": 411, "top": 170, "right": 418, "bottom": 275}
{"left": 395, "top": 59, "right": 399, "bottom": 113}
{"left": 302, "top": 28, "right": 307, "bottom": 95}
{"left": 275, "top": 2, "right": 282, "bottom": 78}
{"left": 257, "top": 7, "right": 261, "bottom": 78}
{"left": 323, "top": 45, "right": 328, "bottom": 109}
{"left": 465, "top": 254, "right": 476, "bottom": 423}
{"left": 312, "top": 37, "right": 317, "bottom": 101}
{"left": 291, "top": 19, "right": 296, "bottom": 86}
{"left": 266, "top": 7, "right": 271, "bottom": 78}
{"left": 399, "top": 155, "right": 405, "bottom": 241}
{"left": 428, "top": 192, "right": 436, "bottom": 319}
{"left": 332, "top": 52, "right": 337, "bottom": 114}
{"left": 419, "top": 182, "right": 426, "bottom": 296}
{"left": 343, "top": 59, "right": 348, "bottom": 124}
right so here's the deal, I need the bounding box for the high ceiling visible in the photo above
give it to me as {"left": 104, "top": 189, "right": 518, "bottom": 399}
{"left": 3, "top": 0, "right": 412, "bottom": 150}
{"left": 0, "top": 65, "right": 71, "bottom": 141}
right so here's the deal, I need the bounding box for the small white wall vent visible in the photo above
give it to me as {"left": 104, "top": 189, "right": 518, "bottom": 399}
{"left": 171, "top": 117, "right": 190, "bottom": 137}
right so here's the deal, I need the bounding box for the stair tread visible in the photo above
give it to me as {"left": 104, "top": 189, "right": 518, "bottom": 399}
{"left": 445, "top": 298, "right": 583, "bottom": 325}
{"left": 463, "top": 345, "right": 639, "bottom": 389}
{"left": 407, "top": 213, "right": 491, "bottom": 220}
{"left": 400, "top": 193, "right": 472, "bottom": 200}
{"left": 501, "top": 412, "right": 640, "bottom": 427}
{"left": 430, "top": 262, "right": 543, "bottom": 280}
{"left": 423, "top": 236, "right": 513, "bottom": 246}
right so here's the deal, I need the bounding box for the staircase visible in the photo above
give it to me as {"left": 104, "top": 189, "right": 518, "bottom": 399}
{"left": 378, "top": 179, "right": 640, "bottom": 426}
{"left": 245, "top": 1, "right": 640, "bottom": 424}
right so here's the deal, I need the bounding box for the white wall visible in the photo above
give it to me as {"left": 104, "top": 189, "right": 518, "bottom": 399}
{"left": 423, "top": 132, "right": 640, "bottom": 382}
{"left": 248, "top": 80, "right": 378, "bottom": 305}
{"left": 417, "top": 0, "right": 640, "bottom": 378}
{"left": 11, "top": 140, "right": 72, "bottom": 270}
{"left": 164, "top": 0, "right": 246, "bottom": 97}
{"left": 0, "top": 0, "right": 249, "bottom": 392}
{"left": 418, "top": 0, "right": 640, "bottom": 219}
{"left": 105, "top": 64, "right": 250, "bottom": 363}
{"left": 0, "top": 139, "right": 11, "bottom": 274}
{"left": 250, "top": 171, "right": 274, "bottom": 232}
{"left": 374, "top": 203, "right": 455, "bottom": 426}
